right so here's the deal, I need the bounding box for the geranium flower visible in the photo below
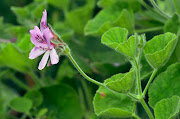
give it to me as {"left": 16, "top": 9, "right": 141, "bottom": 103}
{"left": 29, "top": 9, "right": 59, "bottom": 70}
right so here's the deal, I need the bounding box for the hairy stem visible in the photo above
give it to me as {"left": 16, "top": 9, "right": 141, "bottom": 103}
{"left": 149, "top": 0, "right": 170, "bottom": 19}
{"left": 140, "top": 99, "right": 154, "bottom": 119}
{"left": 142, "top": 69, "right": 157, "bottom": 97}
{"left": 11, "top": 75, "right": 30, "bottom": 90}
{"left": 134, "top": 59, "right": 142, "bottom": 95}
{"left": 137, "top": 0, "right": 168, "bottom": 20}
{"left": 67, "top": 53, "right": 104, "bottom": 87}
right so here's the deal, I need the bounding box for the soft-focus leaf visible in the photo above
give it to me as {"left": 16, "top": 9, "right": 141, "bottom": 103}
{"left": 157, "top": 0, "right": 176, "bottom": 17}
{"left": 101, "top": 27, "right": 136, "bottom": 58}
{"left": 164, "top": 14, "right": 180, "bottom": 34}
{"left": 173, "top": 0, "right": 180, "bottom": 14}
{"left": 0, "top": 17, "right": 3, "bottom": 29}
{"left": 25, "top": 90, "right": 43, "bottom": 107}
{"left": 0, "top": 43, "right": 33, "bottom": 72}
{"left": 37, "top": 108, "right": 48, "bottom": 118}
{"left": 0, "top": 83, "right": 18, "bottom": 118}
{"left": 40, "top": 84, "right": 82, "bottom": 119}
{"left": 56, "top": 59, "right": 74, "bottom": 81}
{"left": 68, "top": 36, "right": 127, "bottom": 73}
{"left": 85, "top": 3, "right": 134, "bottom": 36}
{"left": 65, "top": 0, "right": 95, "bottom": 34}
{"left": 11, "top": 2, "right": 46, "bottom": 28}
{"left": 10, "top": 97, "right": 32, "bottom": 113}
{"left": 53, "top": 22, "right": 74, "bottom": 41}
{"left": 154, "top": 96, "right": 180, "bottom": 119}
{"left": 97, "top": 0, "right": 140, "bottom": 12}
{"left": 17, "top": 34, "right": 33, "bottom": 52}
{"left": 144, "top": 32, "right": 177, "bottom": 69}
{"left": 148, "top": 63, "right": 180, "bottom": 108}
{"left": 164, "top": 14, "right": 180, "bottom": 62}
{"left": 105, "top": 69, "right": 135, "bottom": 93}
{"left": 93, "top": 86, "right": 135, "bottom": 118}
{"left": 48, "top": 0, "right": 69, "bottom": 10}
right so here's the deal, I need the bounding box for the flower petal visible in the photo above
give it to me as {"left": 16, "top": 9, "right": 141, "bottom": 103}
{"left": 29, "top": 46, "right": 46, "bottom": 59}
{"left": 50, "top": 48, "right": 59, "bottom": 64}
{"left": 43, "top": 28, "right": 54, "bottom": 48}
{"left": 40, "top": 9, "right": 47, "bottom": 32}
{"left": 29, "top": 26, "right": 48, "bottom": 48}
{"left": 38, "top": 50, "right": 50, "bottom": 70}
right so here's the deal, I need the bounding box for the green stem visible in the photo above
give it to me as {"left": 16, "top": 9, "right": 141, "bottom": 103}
{"left": 11, "top": 75, "right": 30, "bottom": 90}
{"left": 127, "top": 93, "right": 139, "bottom": 100}
{"left": 140, "top": 99, "right": 154, "bottom": 119}
{"left": 67, "top": 53, "right": 104, "bottom": 87}
{"left": 28, "top": 71, "right": 42, "bottom": 88}
{"left": 137, "top": 0, "right": 168, "bottom": 20}
{"left": 135, "top": 26, "right": 163, "bottom": 34}
{"left": 133, "top": 114, "right": 141, "bottom": 119}
{"left": 134, "top": 59, "right": 142, "bottom": 95}
{"left": 80, "top": 79, "right": 93, "bottom": 112}
{"left": 174, "top": 0, "right": 180, "bottom": 14}
{"left": 149, "top": 0, "right": 170, "bottom": 19}
{"left": 142, "top": 69, "right": 157, "bottom": 97}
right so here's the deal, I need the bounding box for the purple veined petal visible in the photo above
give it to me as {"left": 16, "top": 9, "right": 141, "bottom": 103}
{"left": 30, "top": 26, "right": 48, "bottom": 48}
{"left": 40, "top": 9, "right": 47, "bottom": 32}
{"left": 50, "top": 48, "right": 59, "bottom": 64}
{"left": 43, "top": 28, "right": 54, "bottom": 48}
{"left": 38, "top": 50, "right": 50, "bottom": 70}
{"left": 29, "top": 46, "right": 46, "bottom": 59}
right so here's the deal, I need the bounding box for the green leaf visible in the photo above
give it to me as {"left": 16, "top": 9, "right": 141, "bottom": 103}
{"left": 67, "top": 36, "right": 127, "bottom": 73}
{"left": 40, "top": 84, "right": 82, "bottom": 119}
{"left": 11, "top": 2, "right": 46, "bottom": 28}
{"left": 17, "top": 34, "right": 33, "bottom": 52}
{"left": 105, "top": 69, "right": 135, "bottom": 93}
{"left": 37, "top": 108, "right": 48, "bottom": 118}
{"left": 93, "top": 86, "right": 135, "bottom": 118}
{"left": 48, "top": 0, "right": 69, "bottom": 10}
{"left": 56, "top": 59, "right": 74, "bottom": 81}
{"left": 53, "top": 22, "right": 74, "bottom": 41}
{"left": 144, "top": 32, "right": 177, "bottom": 69}
{"left": 10, "top": 97, "right": 32, "bottom": 113}
{"left": 101, "top": 27, "right": 136, "bottom": 58}
{"left": 0, "top": 83, "right": 18, "bottom": 117}
{"left": 164, "top": 14, "right": 180, "bottom": 34}
{"left": 35, "top": 0, "right": 69, "bottom": 10}
{"left": 154, "top": 96, "right": 180, "bottom": 119}
{"left": 164, "top": 14, "right": 180, "bottom": 62}
{"left": 0, "top": 17, "right": 3, "bottom": 29}
{"left": 65, "top": 0, "right": 95, "bottom": 34}
{"left": 157, "top": 0, "right": 176, "bottom": 17}
{"left": 25, "top": 90, "right": 43, "bottom": 107}
{"left": 97, "top": 0, "right": 141, "bottom": 12}
{"left": 85, "top": 3, "right": 134, "bottom": 36}
{"left": 113, "top": 9, "right": 134, "bottom": 34}
{"left": 0, "top": 43, "right": 33, "bottom": 72}
{"left": 173, "top": 0, "right": 180, "bottom": 14}
{"left": 148, "top": 63, "right": 180, "bottom": 108}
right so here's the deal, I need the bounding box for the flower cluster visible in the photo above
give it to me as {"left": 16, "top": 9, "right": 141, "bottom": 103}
{"left": 29, "top": 10, "right": 60, "bottom": 70}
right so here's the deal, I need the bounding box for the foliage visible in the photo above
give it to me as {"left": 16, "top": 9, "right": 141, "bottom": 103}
{"left": 0, "top": 0, "right": 180, "bottom": 119}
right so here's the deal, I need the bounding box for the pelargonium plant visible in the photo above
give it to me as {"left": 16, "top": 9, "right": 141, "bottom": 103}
{"left": 27, "top": 8, "right": 178, "bottom": 119}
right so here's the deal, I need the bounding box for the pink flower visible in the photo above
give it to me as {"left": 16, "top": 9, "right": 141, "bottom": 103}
{"left": 29, "top": 9, "right": 59, "bottom": 70}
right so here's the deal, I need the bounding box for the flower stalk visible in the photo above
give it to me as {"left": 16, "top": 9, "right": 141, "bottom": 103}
{"left": 66, "top": 51, "right": 104, "bottom": 87}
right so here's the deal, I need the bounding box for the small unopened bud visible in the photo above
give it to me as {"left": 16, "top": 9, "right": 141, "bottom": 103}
{"left": 135, "top": 33, "right": 146, "bottom": 49}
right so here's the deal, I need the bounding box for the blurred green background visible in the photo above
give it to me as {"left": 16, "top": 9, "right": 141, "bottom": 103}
{"left": 0, "top": 0, "right": 179, "bottom": 119}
